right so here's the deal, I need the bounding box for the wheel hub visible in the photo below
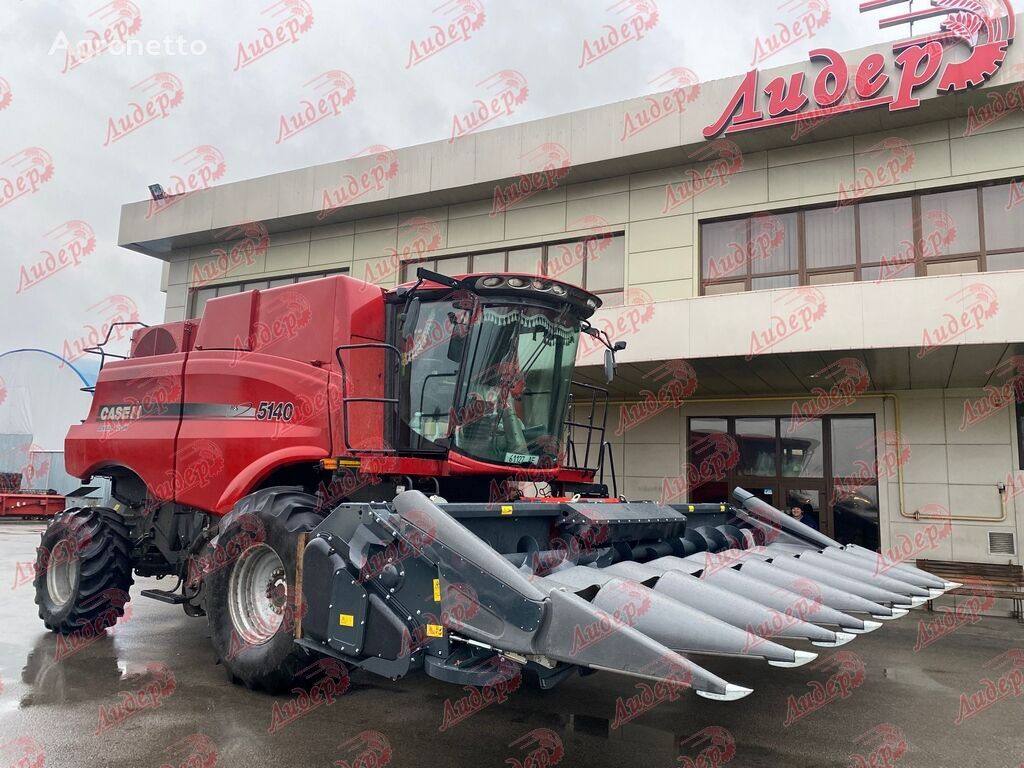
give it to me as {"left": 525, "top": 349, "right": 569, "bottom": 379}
{"left": 46, "top": 539, "right": 80, "bottom": 610}
{"left": 228, "top": 544, "right": 287, "bottom": 645}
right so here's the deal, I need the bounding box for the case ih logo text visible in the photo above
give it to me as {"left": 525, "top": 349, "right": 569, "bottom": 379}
{"left": 438, "top": 656, "right": 522, "bottom": 731}
{"left": 146, "top": 146, "right": 227, "bottom": 219}
{"left": 234, "top": 0, "right": 314, "bottom": 71}
{"left": 789, "top": 358, "right": 871, "bottom": 430}
{"left": 505, "top": 729, "right": 564, "bottom": 768}
{"left": 783, "top": 651, "right": 866, "bottom": 726}
{"left": 58, "top": 0, "right": 144, "bottom": 74}
{"left": 751, "top": 0, "right": 831, "bottom": 66}
{"left": 707, "top": 213, "right": 787, "bottom": 281}
{"left": 663, "top": 140, "right": 744, "bottom": 214}
{"left": 17, "top": 220, "right": 95, "bottom": 294}
{"left": 616, "top": 360, "right": 699, "bottom": 436}
{"left": 746, "top": 287, "right": 828, "bottom": 359}
{"left": 318, "top": 145, "right": 399, "bottom": 220}
{"left": 275, "top": 71, "right": 357, "bottom": 144}
{"left": 959, "top": 357, "right": 1024, "bottom": 431}
{"left": 405, "top": 0, "right": 486, "bottom": 68}
{"left": 677, "top": 726, "right": 737, "bottom": 768}
{"left": 705, "top": 1, "right": 1017, "bottom": 138}
{"left": 449, "top": 70, "right": 529, "bottom": 142}
{"left": 491, "top": 143, "right": 571, "bottom": 215}
{"left": 578, "top": 0, "right": 659, "bottom": 69}
{"left": 104, "top": 73, "right": 185, "bottom": 146}
{"left": 620, "top": 67, "right": 700, "bottom": 142}
{"left": 918, "top": 283, "right": 999, "bottom": 358}
{"left": 335, "top": 730, "right": 393, "bottom": 768}
{"left": 0, "top": 147, "right": 55, "bottom": 211}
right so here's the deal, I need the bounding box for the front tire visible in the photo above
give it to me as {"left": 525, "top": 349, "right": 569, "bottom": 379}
{"left": 34, "top": 507, "right": 134, "bottom": 633}
{"left": 206, "top": 487, "right": 324, "bottom": 693}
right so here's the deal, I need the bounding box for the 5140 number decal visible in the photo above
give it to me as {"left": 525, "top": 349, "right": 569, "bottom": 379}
{"left": 255, "top": 401, "right": 295, "bottom": 421}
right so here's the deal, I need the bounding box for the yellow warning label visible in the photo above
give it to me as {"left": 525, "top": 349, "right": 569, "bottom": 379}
{"left": 688, "top": 505, "right": 695, "bottom": 512}
{"left": 432, "top": 578, "right": 441, "bottom": 602}
{"left": 501, "top": 505, "right": 513, "bottom": 516}
{"left": 426, "top": 624, "right": 444, "bottom": 638}
{"left": 339, "top": 613, "right": 354, "bottom": 627}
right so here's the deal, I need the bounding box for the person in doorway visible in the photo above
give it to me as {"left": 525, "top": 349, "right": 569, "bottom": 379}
{"left": 789, "top": 502, "right": 819, "bottom": 531}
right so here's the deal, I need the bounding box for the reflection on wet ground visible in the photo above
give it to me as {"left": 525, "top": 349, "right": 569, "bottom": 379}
{"left": 1, "top": 522, "right": 1021, "bottom": 767}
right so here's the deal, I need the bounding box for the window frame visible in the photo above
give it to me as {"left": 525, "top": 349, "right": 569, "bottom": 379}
{"left": 400, "top": 232, "right": 626, "bottom": 300}
{"left": 699, "top": 179, "right": 1024, "bottom": 295}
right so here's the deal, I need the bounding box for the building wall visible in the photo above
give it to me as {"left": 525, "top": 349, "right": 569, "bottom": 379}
{"left": 162, "top": 111, "right": 1024, "bottom": 323}
{"left": 602, "top": 389, "right": 1022, "bottom": 569}
{"left": 153, "top": 103, "right": 1024, "bottom": 584}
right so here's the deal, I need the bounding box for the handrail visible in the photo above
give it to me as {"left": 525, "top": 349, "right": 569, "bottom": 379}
{"left": 335, "top": 343, "right": 402, "bottom": 454}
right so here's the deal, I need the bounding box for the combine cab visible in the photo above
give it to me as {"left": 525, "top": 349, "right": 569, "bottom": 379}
{"left": 33, "top": 269, "right": 958, "bottom": 701}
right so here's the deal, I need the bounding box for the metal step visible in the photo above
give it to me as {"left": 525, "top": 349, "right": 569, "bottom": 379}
{"left": 140, "top": 588, "right": 188, "bottom": 605}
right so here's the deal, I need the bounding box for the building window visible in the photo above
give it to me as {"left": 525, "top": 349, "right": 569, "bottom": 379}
{"left": 686, "top": 415, "right": 880, "bottom": 550}
{"left": 401, "top": 233, "right": 626, "bottom": 305}
{"left": 699, "top": 180, "right": 1024, "bottom": 294}
{"left": 188, "top": 269, "right": 347, "bottom": 318}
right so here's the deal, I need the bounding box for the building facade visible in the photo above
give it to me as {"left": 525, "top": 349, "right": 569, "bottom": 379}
{"left": 120, "top": 21, "right": 1024, "bottom": 585}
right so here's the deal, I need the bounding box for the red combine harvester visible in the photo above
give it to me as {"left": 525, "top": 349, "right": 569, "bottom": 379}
{"left": 34, "top": 269, "right": 956, "bottom": 700}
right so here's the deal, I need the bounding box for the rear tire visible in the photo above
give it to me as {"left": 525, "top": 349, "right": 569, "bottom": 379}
{"left": 206, "top": 487, "right": 324, "bottom": 693}
{"left": 34, "top": 507, "right": 134, "bottom": 633}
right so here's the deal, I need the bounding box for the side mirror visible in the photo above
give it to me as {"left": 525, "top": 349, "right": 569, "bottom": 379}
{"left": 446, "top": 327, "right": 466, "bottom": 362}
{"left": 400, "top": 297, "right": 421, "bottom": 337}
{"left": 604, "top": 348, "right": 617, "bottom": 384}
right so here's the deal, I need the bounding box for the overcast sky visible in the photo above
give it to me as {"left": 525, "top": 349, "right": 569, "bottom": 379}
{"left": 0, "top": 0, "right": 904, "bottom": 447}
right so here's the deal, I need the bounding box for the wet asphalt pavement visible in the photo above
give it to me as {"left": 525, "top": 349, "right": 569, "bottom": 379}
{"left": 0, "top": 521, "right": 1022, "bottom": 768}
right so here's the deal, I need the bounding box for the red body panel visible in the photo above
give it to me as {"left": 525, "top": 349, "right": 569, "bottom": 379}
{"left": 65, "top": 273, "right": 594, "bottom": 515}
{"left": 66, "top": 276, "right": 386, "bottom": 515}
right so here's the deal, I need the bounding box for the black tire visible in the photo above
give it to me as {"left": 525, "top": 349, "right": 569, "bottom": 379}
{"left": 206, "top": 487, "right": 324, "bottom": 693}
{"left": 34, "top": 507, "right": 134, "bottom": 633}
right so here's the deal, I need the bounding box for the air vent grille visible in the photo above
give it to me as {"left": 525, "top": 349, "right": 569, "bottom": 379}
{"left": 987, "top": 531, "right": 1017, "bottom": 556}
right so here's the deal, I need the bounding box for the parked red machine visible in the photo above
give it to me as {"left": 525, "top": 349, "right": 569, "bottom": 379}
{"left": 34, "top": 269, "right": 956, "bottom": 701}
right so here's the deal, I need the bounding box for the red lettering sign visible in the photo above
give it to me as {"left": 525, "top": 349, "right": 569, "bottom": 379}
{"left": 705, "top": 1, "right": 1016, "bottom": 138}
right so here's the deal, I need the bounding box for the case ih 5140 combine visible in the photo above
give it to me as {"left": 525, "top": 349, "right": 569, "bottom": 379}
{"left": 34, "top": 269, "right": 957, "bottom": 700}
